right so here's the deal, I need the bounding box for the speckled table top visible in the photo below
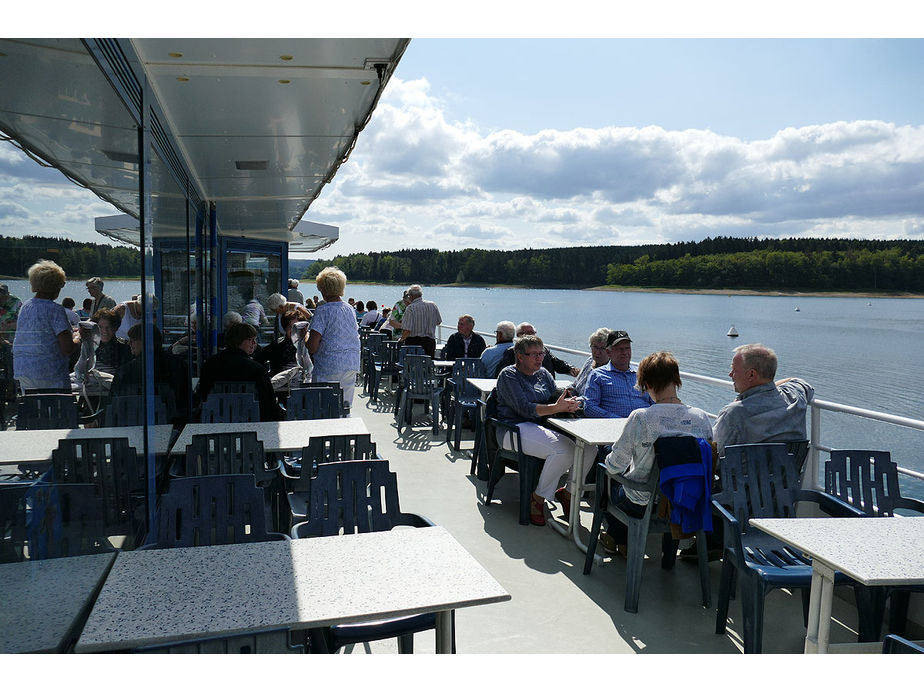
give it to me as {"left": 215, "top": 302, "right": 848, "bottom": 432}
{"left": 170, "top": 418, "right": 369, "bottom": 454}
{"left": 75, "top": 526, "right": 510, "bottom": 652}
{"left": 750, "top": 517, "right": 924, "bottom": 585}
{"left": 466, "top": 378, "right": 574, "bottom": 396}
{"left": 0, "top": 553, "right": 116, "bottom": 653}
{"left": 546, "top": 417, "right": 628, "bottom": 446}
{"left": 0, "top": 425, "right": 175, "bottom": 464}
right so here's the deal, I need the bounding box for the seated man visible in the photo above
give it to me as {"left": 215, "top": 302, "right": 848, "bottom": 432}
{"left": 583, "top": 330, "right": 654, "bottom": 418}
{"left": 713, "top": 343, "right": 814, "bottom": 456}
{"left": 480, "top": 320, "right": 515, "bottom": 376}
{"left": 494, "top": 322, "right": 579, "bottom": 378}
{"left": 442, "top": 314, "right": 487, "bottom": 360}
{"left": 572, "top": 328, "right": 612, "bottom": 397}
{"left": 496, "top": 334, "right": 599, "bottom": 526}
{"left": 253, "top": 309, "right": 299, "bottom": 377}
{"left": 198, "top": 322, "right": 280, "bottom": 421}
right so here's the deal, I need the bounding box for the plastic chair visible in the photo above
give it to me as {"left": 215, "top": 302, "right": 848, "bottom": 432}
{"left": 285, "top": 386, "right": 342, "bottom": 420}
{"left": 483, "top": 391, "right": 545, "bottom": 526}
{"left": 104, "top": 394, "right": 169, "bottom": 426}
{"left": 369, "top": 340, "right": 401, "bottom": 403}
{"left": 824, "top": 449, "right": 924, "bottom": 638}
{"left": 361, "top": 332, "right": 386, "bottom": 395}
{"left": 395, "top": 354, "right": 442, "bottom": 435}
{"left": 444, "top": 358, "right": 486, "bottom": 453}
{"left": 209, "top": 381, "right": 259, "bottom": 396}
{"left": 133, "top": 627, "right": 304, "bottom": 653}
{"left": 392, "top": 345, "right": 425, "bottom": 421}
{"left": 713, "top": 443, "right": 877, "bottom": 653}
{"left": 0, "top": 482, "right": 32, "bottom": 563}
{"left": 582, "top": 437, "right": 712, "bottom": 614}
{"left": 290, "top": 458, "right": 451, "bottom": 654}
{"left": 16, "top": 393, "right": 79, "bottom": 430}
{"left": 199, "top": 392, "right": 260, "bottom": 423}
{"left": 26, "top": 481, "right": 115, "bottom": 560}
{"left": 882, "top": 633, "right": 924, "bottom": 654}
{"left": 148, "top": 474, "right": 288, "bottom": 548}
{"left": 51, "top": 437, "right": 145, "bottom": 545}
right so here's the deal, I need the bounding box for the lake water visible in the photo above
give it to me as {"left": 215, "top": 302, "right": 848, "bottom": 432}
{"left": 8, "top": 278, "right": 924, "bottom": 495}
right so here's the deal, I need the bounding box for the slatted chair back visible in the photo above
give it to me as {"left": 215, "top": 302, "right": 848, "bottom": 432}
{"left": 208, "top": 381, "right": 259, "bottom": 397}
{"left": 50, "top": 437, "right": 144, "bottom": 537}
{"left": 292, "top": 459, "right": 427, "bottom": 537}
{"left": 0, "top": 483, "right": 31, "bottom": 563}
{"left": 104, "top": 394, "right": 169, "bottom": 427}
{"left": 825, "top": 449, "right": 902, "bottom": 517}
{"left": 289, "top": 433, "right": 377, "bottom": 490}
{"left": 134, "top": 628, "right": 304, "bottom": 654}
{"left": 713, "top": 442, "right": 801, "bottom": 531}
{"left": 450, "top": 358, "right": 487, "bottom": 400}
{"left": 152, "top": 474, "right": 277, "bottom": 548}
{"left": 27, "top": 482, "right": 112, "bottom": 560}
{"left": 398, "top": 344, "right": 425, "bottom": 367}
{"left": 200, "top": 393, "right": 260, "bottom": 423}
{"left": 179, "top": 432, "right": 272, "bottom": 484}
{"left": 286, "top": 387, "right": 342, "bottom": 420}
{"left": 17, "top": 393, "right": 79, "bottom": 430}
{"left": 403, "top": 354, "right": 439, "bottom": 396}
{"left": 108, "top": 384, "right": 180, "bottom": 423}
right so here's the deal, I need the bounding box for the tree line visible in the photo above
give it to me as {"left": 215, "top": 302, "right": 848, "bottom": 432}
{"left": 0, "top": 235, "right": 141, "bottom": 278}
{"left": 305, "top": 237, "right": 924, "bottom": 293}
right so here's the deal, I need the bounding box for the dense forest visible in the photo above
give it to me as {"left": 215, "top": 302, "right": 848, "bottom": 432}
{"left": 0, "top": 235, "right": 141, "bottom": 278}
{"left": 305, "top": 237, "right": 924, "bottom": 293}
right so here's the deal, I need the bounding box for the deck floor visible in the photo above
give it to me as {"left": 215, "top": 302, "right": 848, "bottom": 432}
{"left": 345, "top": 379, "right": 866, "bottom": 655}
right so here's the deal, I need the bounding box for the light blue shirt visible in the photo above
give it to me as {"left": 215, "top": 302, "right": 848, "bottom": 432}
{"left": 480, "top": 341, "right": 510, "bottom": 376}
{"left": 583, "top": 362, "right": 654, "bottom": 418}
{"left": 309, "top": 300, "right": 361, "bottom": 379}
{"left": 12, "top": 298, "right": 73, "bottom": 387}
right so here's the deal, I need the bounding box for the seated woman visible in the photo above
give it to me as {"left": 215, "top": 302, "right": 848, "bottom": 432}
{"left": 359, "top": 300, "right": 382, "bottom": 328}
{"left": 600, "top": 351, "right": 713, "bottom": 555}
{"left": 354, "top": 300, "right": 367, "bottom": 322}
{"left": 572, "top": 328, "right": 612, "bottom": 396}
{"left": 496, "top": 334, "right": 598, "bottom": 526}
{"left": 253, "top": 309, "right": 299, "bottom": 376}
{"left": 92, "top": 308, "right": 133, "bottom": 375}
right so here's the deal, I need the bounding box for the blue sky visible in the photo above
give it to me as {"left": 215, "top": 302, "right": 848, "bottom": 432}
{"left": 2, "top": 8, "right": 924, "bottom": 258}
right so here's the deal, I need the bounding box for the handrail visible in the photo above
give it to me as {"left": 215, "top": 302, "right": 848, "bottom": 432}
{"left": 438, "top": 323, "right": 924, "bottom": 489}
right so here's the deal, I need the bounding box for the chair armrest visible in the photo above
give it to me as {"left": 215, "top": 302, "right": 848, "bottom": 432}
{"left": 607, "top": 470, "right": 651, "bottom": 492}
{"left": 396, "top": 512, "right": 437, "bottom": 528}
{"left": 893, "top": 497, "right": 924, "bottom": 515}
{"left": 711, "top": 498, "right": 744, "bottom": 557}
{"left": 267, "top": 532, "right": 292, "bottom": 542}
{"left": 796, "top": 489, "right": 865, "bottom": 517}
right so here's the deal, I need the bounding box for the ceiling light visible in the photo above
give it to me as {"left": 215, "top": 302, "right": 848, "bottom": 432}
{"left": 176, "top": 77, "right": 189, "bottom": 82}
{"left": 278, "top": 79, "right": 290, "bottom": 84}
{"left": 168, "top": 52, "right": 183, "bottom": 58}
{"left": 280, "top": 55, "right": 293, "bottom": 61}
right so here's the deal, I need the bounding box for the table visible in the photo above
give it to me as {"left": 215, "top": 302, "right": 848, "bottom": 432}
{"left": 0, "top": 425, "right": 175, "bottom": 465}
{"left": 0, "top": 552, "right": 116, "bottom": 653}
{"left": 545, "top": 417, "right": 628, "bottom": 558}
{"left": 75, "top": 526, "right": 510, "bottom": 653}
{"left": 750, "top": 516, "right": 924, "bottom": 653}
{"left": 170, "top": 418, "right": 369, "bottom": 455}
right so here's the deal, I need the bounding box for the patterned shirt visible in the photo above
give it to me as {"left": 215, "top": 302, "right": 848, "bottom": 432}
{"left": 400, "top": 298, "right": 442, "bottom": 339}
{"left": 583, "top": 362, "right": 654, "bottom": 418}
{"left": 0, "top": 294, "right": 22, "bottom": 342}
{"left": 12, "top": 298, "right": 74, "bottom": 387}
{"left": 713, "top": 378, "right": 814, "bottom": 456}
{"left": 308, "top": 299, "right": 361, "bottom": 379}
{"left": 388, "top": 299, "right": 406, "bottom": 338}
{"left": 605, "top": 403, "right": 714, "bottom": 505}
{"left": 572, "top": 356, "right": 596, "bottom": 396}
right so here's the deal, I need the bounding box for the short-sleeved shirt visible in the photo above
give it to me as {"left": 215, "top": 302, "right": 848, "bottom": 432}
{"left": 309, "top": 300, "right": 361, "bottom": 379}
{"left": 583, "top": 362, "right": 654, "bottom": 418}
{"left": 0, "top": 294, "right": 22, "bottom": 342}
{"left": 12, "top": 298, "right": 74, "bottom": 387}
{"left": 91, "top": 293, "right": 116, "bottom": 315}
{"left": 388, "top": 300, "right": 407, "bottom": 337}
{"left": 400, "top": 298, "right": 442, "bottom": 339}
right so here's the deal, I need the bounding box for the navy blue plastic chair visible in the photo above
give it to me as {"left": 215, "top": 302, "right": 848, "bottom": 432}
{"left": 882, "top": 633, "right": 924, "bottom": 654}
{"left": 104, "top": 394, "right": 170, "bottom": 426}
{"left": 361, "top": 332, "right": 386, "bottom": 395}
{"left": 582, "top": 436, "right": 712, "bottom": 613}
{"left": 369, "top": 340, "right": 401, "bottom": 403}
{"left": 483, "top": 390, "right": 545, "bottom": 526}
{"left": 149, "top": 474, "right": 288, "bottom": 548}
{"left": 26, "top": 481, "right": 115, "bottom": 560}
{"left": 290, "top": 458, "right": 452, "bottom": 654}
{"left": 16, "top": 393, "right": 79, "bottom": 430}
{"left": 133, "top": 627, "right": 304, "bottom": 653}
{"left": 825, "top": 449, "right": 924, "bottom": 638}
{"left": 199, "top": 393, "right": 260, "bottom": 423}
{"left": 0, "top": 482, "right": 33, "bottom": 563}
{"left": 445, "top": 358, "right": 486, "bottom": 453}
{"left": 285, "top": 386, "right": 342, "bottom": 420}
{"left": 208, "top": 381, "right": 259, "bottom": 396}
{"left": 395, "top": 354, "right": 442, "bottom": 435}
{"left": 392, "top": 345, "right": 425, "bottom": 421}
{"left": 713, "top": 443, "right": 877, "bottom": 653}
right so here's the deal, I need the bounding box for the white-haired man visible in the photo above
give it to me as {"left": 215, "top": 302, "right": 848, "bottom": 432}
{"left": 399, "top": 284, "right": 442, "bottom": 357}
{"left": 480, "top": 321, "right": 515, "bottom": 375}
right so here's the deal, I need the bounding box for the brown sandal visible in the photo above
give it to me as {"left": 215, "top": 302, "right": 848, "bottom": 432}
{"left": 529, "top": 494, "right": 546, "bottom": 526}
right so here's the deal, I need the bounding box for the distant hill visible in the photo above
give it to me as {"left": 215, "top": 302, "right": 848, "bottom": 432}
{"left": 288, "top": 258, "right": 317, "bottom": 279}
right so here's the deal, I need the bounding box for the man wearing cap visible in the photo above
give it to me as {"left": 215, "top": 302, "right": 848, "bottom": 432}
{"left": 713, "top": 343, "right": 814, "bottom": 456}
{"left": 582, "top": 330, "right": 654, "bottom": 418}
{"left": 85, "top": 277, "right": 116, "bottom": 315}
{"left": 0, "top": 284, "right": 22, "bottom": 346}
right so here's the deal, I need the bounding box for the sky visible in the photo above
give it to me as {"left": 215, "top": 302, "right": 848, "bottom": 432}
{"left": 2, "top": 5, "right": 924, "bottom": 261}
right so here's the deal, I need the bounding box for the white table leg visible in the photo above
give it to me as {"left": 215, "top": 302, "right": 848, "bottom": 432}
{"left": 435, "top": 610, "right": 453, "bottom": 654}
{"left": 804, "top": 563, "right": 836, "bottom": 654}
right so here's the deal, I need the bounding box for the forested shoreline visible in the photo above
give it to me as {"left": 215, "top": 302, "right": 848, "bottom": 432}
{"left": 0, "top": 235, "right": 140, "bottom": 278}
{"left": 308, "top": 237, "right": 924, "bottom": 293}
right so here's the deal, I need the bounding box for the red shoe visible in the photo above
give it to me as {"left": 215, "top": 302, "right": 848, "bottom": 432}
{"left": 529, "top": 495, "right": 546, "bottom": 526}
{"left": 554, "top": 487, "right": 572, "bottom": 517}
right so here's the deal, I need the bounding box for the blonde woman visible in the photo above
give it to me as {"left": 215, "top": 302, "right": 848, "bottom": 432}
{"left": 13, "top": 260, "right": 81, "bottom": 390}
{"left": 307, "top": 267, "right": 361, "bottom": 411}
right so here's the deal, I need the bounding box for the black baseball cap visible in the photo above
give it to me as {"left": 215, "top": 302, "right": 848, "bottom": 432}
{"left": 606, "top": 330, "right": 631, "bottom": 346}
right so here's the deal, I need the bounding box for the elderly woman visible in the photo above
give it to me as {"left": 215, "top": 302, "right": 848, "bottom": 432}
{"left": 572, "top": 328, "right": 612, "bottom": 396}
{"left": 599, "top": 351, "right": 713, "bottom": 555}
{"left": 92, "top": 308, "right": 133, "bottom": 375}
{"left": 496, "top": 334, "right": 599, "bottom": 526}
{"left": 266, "top": 292, "right": 312, "bottom": 325}
{"left": 12, "top": 259, "right": 81, "bottom": 390}
{"left": 307, "top": 266, "right": 361, "bottom": 411}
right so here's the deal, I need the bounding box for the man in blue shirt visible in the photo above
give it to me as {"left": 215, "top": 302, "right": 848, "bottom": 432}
{"left": 582, "top": 330, "right": 653, "bottom": 418}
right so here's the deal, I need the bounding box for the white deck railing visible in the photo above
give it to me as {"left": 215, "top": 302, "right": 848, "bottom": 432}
{"left": 436, "top": 324, "right": 924, "bottom": 490}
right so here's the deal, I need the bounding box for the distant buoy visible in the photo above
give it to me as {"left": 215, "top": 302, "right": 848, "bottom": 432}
{"left": 867, "top": 302, "right": 872, "bottom": 306}
{"left": 794, "top": 306, "right": 800, "bottom": 312}
{"left": 727, "top": 325, "right": 739, "bottom": 337}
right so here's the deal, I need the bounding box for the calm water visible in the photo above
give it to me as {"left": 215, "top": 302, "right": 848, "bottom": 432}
{"left": 9, "top": 279, "right": 924, "bottom": 494}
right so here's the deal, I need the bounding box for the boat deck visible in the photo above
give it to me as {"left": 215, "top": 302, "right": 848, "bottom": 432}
{"left": 346, "top": 380, "right": 867, "bottom": 655}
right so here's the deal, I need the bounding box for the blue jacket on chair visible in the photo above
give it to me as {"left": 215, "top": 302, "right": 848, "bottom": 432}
{"left": 657, "top": 437, "right": 713, "bottom": 534}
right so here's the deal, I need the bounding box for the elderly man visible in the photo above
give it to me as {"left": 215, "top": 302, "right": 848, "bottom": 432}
{"left": 494, "top": 322, "right": 579, "bottom": 378}
{"left": 442, "top": 314, "right": 487, "bottom": 360}
{"left": 480, "top": 321, "right": 515, "bottom": 375}
{"left": 583, "top": 330, "right": 654, "bottom": 418}
{"left": 85, "top": 277, "right": 116, "bottom": 315}
{"left": 0, "top": 284, "right": 22, "bottom": 346}
{"left": 713, "top": 343, "right": 814, "bottom": 456}
{"left": 399, "top": 284, "right": 442, "bottom": 358}
{"left": 572, "top": 328, "right": 612, "bottom": 397}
